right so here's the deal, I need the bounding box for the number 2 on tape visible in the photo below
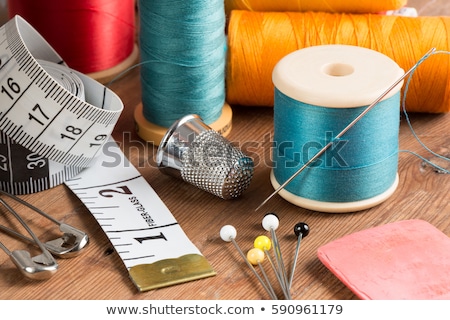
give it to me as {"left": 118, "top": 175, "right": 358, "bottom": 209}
{"left": 66, "top": 139, "right": 216, "bottom": 291}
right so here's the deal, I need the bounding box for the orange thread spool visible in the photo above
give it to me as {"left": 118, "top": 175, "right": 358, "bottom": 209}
{"left": 226, "top": 11, "right": 450, "bottom": 113}
{"left": 225, "top": 0, "right": 407, "bottom": 14}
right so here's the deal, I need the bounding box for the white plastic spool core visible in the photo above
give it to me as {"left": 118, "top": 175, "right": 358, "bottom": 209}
{"left": 271, "top": 45, "right": 404, "bottom": 213}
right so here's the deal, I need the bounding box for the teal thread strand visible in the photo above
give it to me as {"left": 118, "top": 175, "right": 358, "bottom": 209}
{"left": 399, "top": 50, "right": 450, "bottom": 174}
{"left": 273, "top": 89, "right": 400, "bottom": 202}
{"left": 138, "top": 0, "right": 226, "bottom": 127}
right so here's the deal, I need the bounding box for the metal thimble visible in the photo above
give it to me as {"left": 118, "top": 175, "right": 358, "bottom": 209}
{"left": 156, "top": 115, "right": 254, "bottom": 199}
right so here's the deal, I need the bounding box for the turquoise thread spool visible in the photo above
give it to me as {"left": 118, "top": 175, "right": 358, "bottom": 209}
{"left": 134, "top": 0, "right": 232, "bottom": 145}
{"left": 271, "top": 45, "right": 404, "bottom": 213}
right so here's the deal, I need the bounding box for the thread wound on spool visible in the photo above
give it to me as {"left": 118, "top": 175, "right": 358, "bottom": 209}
{"left": 138, "top": 0, "right": 228, "bottom": 129}
{"left": 271, "top": 45, "right": 403, "bottom": 213}
{"left": 225, "top": 0, "right": 407, "bottom": 15}
{"left": 0, "top": 16, "right": 124, "bottom": 194}
{"left": 8, "top": 0, "right": 136, "bottom": 75}
{"left": 226, "top": 11, "right": 450, "bottom": 113}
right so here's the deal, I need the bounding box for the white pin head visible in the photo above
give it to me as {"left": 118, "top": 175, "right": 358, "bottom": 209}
{"left": 262, "top": 213, "right": 279, "bottom": 231}
{"left": 220, "top": 225, "right": 237, "bottom": 242}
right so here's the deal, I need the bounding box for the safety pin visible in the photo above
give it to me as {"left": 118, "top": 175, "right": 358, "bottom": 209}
{"left": 0, "top": 190, "right": 89, "bottom": 258}
{"left": 0, "top": 196, "right": 58, "bottom": 280}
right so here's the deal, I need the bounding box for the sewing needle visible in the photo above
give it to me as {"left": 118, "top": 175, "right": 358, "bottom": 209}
{"left": 255, "top": 47, "right": 436, "bottom": 212}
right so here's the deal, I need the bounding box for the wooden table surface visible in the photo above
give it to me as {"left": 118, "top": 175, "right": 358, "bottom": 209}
{"left": 1, "top": 0, "right": 449, "bottom": 300}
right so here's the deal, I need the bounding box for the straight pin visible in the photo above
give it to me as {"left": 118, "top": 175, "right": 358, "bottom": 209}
{"left": 247, "top": 248, "right": 278, "bottom": 299}
{"left": 262, "top": 213, "right": 291, "bottom": 299}
{"left": 220, "top": 225, "right": 277, "bottom": 299}
{"left": 289, "top": 222, "right": 310, "bottom": 289}
{"left": 254, "top": 235, "right": 290, "bottom": 299}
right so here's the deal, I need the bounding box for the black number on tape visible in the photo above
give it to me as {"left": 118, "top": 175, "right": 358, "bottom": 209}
{"left": 0, "top": 16, "right": 123, "bottom": 194}
{"left": 99, "top": 185, "right": 132, "bottom": 198}
{"left": 28, "top": 103, "right": 49, "bottom": 126}
{"left": 1, "top": 77, "right": 20, "bottom": 99}
{"left": 135, "top": 232, "right": 168, "bottom": 244}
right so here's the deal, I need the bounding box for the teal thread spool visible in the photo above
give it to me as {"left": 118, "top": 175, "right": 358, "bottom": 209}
{"left": 271, "top": 45, "right": 404, "bottom": 213}
{"left": 134, "top": 0, "right": 232, "bottom": 145}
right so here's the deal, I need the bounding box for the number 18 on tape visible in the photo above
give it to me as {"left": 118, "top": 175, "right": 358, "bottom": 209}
{"left": 0, "top": 15, "right": 122, "bottom": 194}
{"left": 0, "top": 15, "right": 216, "bottom": 291}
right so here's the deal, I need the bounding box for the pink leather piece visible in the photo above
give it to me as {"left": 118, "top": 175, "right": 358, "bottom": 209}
{"left": 317, "top": 219, "right": 450, "bottom": 299}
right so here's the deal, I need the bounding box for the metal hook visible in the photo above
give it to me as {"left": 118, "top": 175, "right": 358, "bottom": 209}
{"left": 0, "top": 190, "right": 89, "bottom": 258}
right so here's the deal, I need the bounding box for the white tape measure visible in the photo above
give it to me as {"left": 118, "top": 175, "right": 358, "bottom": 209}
{"left": 0, "top": 15, "right": 215, "bottom": 291}
{"left": 65, "top": 139, "right": 216, "bottom": 291}
{"left": 0, "top": 15, "right": 123, "bottom": 194}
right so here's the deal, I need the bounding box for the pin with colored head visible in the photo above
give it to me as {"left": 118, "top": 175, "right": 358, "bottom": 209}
{"left": 262, "top": 213, "right": 280, "bottom": 232}
{"left": 289, "top": 222, "right": 310, "bottom": 289}
{"left": 254, "top": 235, "right": 271, "bottom": 251}
{"left": 220, "top": 224, "right": 237, "bottom": 243}
{"left": 220, "top": 225, "right": 276, "bottom": 299}
{"left": 261, "top": 213, "right": 290, "bottom": 299}
{"left": 247, "top": 247, "right": 277, "bottom": 299}
{"left": 254, "top": 235, "right": 280, "bottom": 285}
{"left": 254, "top": 235, "right": 293, "bottom": 299}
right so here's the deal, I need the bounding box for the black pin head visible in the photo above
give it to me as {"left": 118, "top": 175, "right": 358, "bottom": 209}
{"left": 294, "top": 222, "right": 310, "bottom": 238}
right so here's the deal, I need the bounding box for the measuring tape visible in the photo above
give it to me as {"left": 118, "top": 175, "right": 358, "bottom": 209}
{"left": 0, "top": 15, "right": 215, "bottom": 291}
{"left": 0, "top": 15, "right": 123, "bottom": 194}
{"left": 65, "top": 139, "right": 216, "bottom": 291}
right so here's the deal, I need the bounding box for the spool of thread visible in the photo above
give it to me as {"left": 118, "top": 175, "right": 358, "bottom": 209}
{"left": 0, "top": 0, "right": 8, "bottom": 26}
{"left": 134, "top": 0, "right": 232, "bottom": 145}
{"left": 271, "top": 45, "right": 404, "bottom": 213}
{"left": 226, "top": 11, "right": 450, "bottom": 113}
{"left": 8, "top": 0, "right": 138, "bottom": 83}
{"left": 225, "top": 0, "right": 407, "bottom": 15}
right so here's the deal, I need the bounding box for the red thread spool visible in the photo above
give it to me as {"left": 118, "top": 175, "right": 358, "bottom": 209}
{"left": 8, "top": 0, "right": 137, "bottom": 82}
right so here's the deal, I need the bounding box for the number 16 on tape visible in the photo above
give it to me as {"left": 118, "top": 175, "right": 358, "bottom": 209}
{"left": 65, "top": 138, "right": 216, "bottom": 291}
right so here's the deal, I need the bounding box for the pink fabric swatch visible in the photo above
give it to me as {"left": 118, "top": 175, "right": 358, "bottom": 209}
{"left": 317, "top": 219, "right": 450, "bottom": 299}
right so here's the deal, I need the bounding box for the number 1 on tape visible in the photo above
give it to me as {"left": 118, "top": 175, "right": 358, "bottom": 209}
{"left": 0, "top": 15, "right": 215, "bottom": 292}
{"left": 65, "top": 139, "right": 216, "bottom": 291}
